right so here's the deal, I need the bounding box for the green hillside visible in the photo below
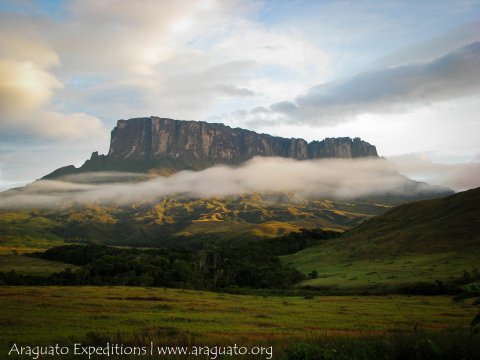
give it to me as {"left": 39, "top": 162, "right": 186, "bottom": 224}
{"left": 0, "top": 194, "right": 391, "bottom": 252}
{"left": 282, "top": 187, "right": 480, "bottom": 292}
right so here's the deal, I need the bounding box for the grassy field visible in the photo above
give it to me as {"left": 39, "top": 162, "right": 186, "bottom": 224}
{"left": 282, "top": 188, "right": 480, "bottom": 291}
{"left": 0, "top": 286, "right": 476, "bottom": 355}
{"left": 0, "top": 255, "right": 78, "bottom": 276}
{"left": 283, "top": 247, "right": 479, "bottom": 290}
{"left": 0, "top": 210, "right": 66, "bottom": 255}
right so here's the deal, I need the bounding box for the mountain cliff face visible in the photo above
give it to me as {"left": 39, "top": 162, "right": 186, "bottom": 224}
{"left": 45, "top": 116, "right": 378, "bottom": 178}
{"left": 108, "top": 117, "right": 378, "bottom": 161}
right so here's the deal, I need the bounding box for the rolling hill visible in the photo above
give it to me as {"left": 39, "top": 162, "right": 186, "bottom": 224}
{"left": 282, "top": 187, "right": 480, "bottom": 292}
{"left": 0, "top": 193, "right": 391, "bottom": 253}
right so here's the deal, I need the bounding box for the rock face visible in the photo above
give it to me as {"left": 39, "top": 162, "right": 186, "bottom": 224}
{"left": 45, "top": 116, "right": 378, "bottom": 178}
{"left": 109, "top": 117, "right": 378, "bottom": 160}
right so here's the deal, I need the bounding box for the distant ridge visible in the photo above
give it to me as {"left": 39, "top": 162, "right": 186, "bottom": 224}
{"left": 44, "top": 116, "right": 378, "bottom": 178}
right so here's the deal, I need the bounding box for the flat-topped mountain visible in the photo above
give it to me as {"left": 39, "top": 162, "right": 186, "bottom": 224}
{"left": 45, "top": 116, "right": 378, "bottom": 178}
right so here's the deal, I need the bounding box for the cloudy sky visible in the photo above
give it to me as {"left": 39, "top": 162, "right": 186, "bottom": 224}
{"left": 0, "top": 0, "right": 479, "bottom": 191}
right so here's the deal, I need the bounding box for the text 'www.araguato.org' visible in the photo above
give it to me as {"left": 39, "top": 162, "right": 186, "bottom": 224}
{"left": 8, "top": 343, "right": 274, "bottom": 359}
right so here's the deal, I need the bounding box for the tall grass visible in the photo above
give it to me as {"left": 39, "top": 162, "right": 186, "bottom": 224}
{"left": 7, "top": 328, "right": 477, "bottom": 359}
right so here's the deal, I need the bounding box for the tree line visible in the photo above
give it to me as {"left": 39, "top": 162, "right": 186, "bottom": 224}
{"left": 0, "top": 229, "right": 338, "bottom": 290}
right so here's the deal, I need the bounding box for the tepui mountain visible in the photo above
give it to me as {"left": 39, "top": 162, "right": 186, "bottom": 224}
{"left": 44, "top": 116, "right": 379, "bottom": 178}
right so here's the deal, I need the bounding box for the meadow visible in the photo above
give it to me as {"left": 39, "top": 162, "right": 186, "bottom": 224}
{"left": 0, "top": 286, "right": 477, "bottom": 358}
{"left": 0, "top": 254, "right": 78, "bottom": 276}
{"left": 283, "top": 247, "right": 479, "bottom": 292}
{"left": 283, "top": 188, "right": 480, "bottom": 293}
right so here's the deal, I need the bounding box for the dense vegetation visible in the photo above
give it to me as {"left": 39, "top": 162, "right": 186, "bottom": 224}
{"left": 0, "top": 229, "right": 338, "bottom": 290}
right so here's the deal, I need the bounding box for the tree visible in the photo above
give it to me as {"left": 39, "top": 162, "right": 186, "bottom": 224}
{"left": 454, "top": 283, "right": 480, "bottom": 332}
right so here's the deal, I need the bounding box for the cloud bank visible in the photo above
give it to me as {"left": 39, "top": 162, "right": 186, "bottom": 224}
{"left": 0, "top": 157, "right": 448, "bottom": 209}
{"left": 0, "top": 0, "right": 328, "bottom": 137}
{"left": 390, "top": 153, "right": 480, "bottom": 191}
{"left": 0, "top": 22, "right": 106, "bottom": 140}
{"left": 231, "top": 42, "right": 480, "bottom": 127}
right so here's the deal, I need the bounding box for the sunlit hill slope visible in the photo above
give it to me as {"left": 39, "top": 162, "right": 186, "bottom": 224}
{"left": 0, "top": 193, "right": 391, "bottom": 252}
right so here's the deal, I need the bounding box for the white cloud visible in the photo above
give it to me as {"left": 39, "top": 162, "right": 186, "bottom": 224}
{"left": 389, "top": 153, "right": 480, "bottom": 191}
{"left": 0, "top": 16, "right": 108, "bottom": 141}
{"left": 0, "top": 32, "right": 59, "bottom": 68}
{"left": 0, "top": 0, "right": 329, "bottom": 122}
{"left": 0, "top": 59, "right": 61, "bottom": 118}
{"left": 25, "top": 112, "right": 106, "bottom": 139}
{"left": 0, "top": 157, "right": 449, "bottom": 209}
{"left": 0, "top": 56, "right": 105, "bottom": 140}
{"left": 229, "top": 42, "right": 480, "bottom": 127}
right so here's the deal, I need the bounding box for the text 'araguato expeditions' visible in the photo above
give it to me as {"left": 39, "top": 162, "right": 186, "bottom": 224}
{"left": 8, "top": 343, "right": 274, "bottom": 359}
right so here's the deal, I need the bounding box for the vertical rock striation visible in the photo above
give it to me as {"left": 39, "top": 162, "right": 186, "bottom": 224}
{"left": 108, "top": 117, "right": 377, "bottom": 162}
{"left": 44, "top": 116, "right": 378, "bottom": 178}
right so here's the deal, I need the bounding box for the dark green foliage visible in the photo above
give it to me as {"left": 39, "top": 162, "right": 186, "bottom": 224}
{"left": 247, "top": 228, "right": 340, "bottom": 257}
{"left": 199, "top": 229, "right": 337, "bottom": 288}
{"left": 3, "top": 230, "right": 334, "bottom": 289}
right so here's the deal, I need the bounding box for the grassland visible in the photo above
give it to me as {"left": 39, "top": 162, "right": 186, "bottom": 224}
{"left": 0, "top": 255, "right": 78, "bottom": 276}
{"left": 0, "top": 286, "right": 476, "bottom": 355}
{"left": 282, "top": 188, "right": 480, "bottom": 291}
{"left": 283, "top": 249, "right": 479, "bottom": 290}
{"left": 0, "top": 210, "right": 66, "bottom": 254}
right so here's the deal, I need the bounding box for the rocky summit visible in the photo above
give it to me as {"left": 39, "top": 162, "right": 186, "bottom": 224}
{"left": 45, "top": 116, "right": 378, "bottom": 178}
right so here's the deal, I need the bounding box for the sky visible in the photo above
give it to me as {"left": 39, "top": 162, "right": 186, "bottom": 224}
{"left": 0, "top": 0, "right": 479, "bottom": 191}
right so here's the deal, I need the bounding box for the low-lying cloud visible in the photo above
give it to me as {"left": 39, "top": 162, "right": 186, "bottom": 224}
{"left": 0, "top": 157, "right": 449, "bottom": 209}
{"left": 389, "top": 153, "right": 480, "bottom": 191}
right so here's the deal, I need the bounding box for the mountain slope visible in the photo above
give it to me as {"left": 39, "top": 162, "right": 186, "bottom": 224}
{"left": 282, "top": 187, "right": 480, "bottom": 291}
{"left": 0, "top": 194, "right": 392, "bottom": 251}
